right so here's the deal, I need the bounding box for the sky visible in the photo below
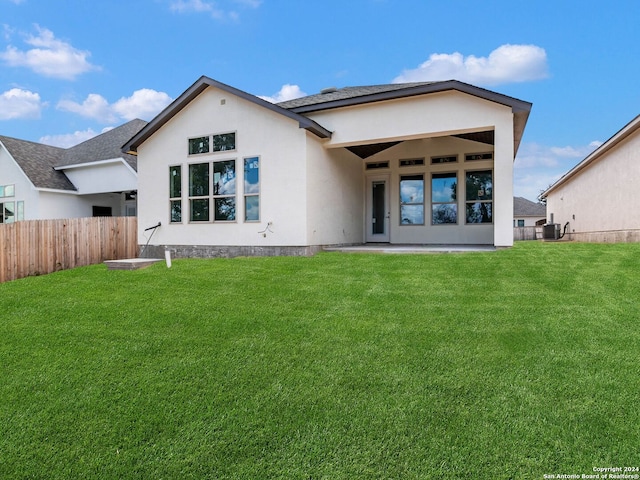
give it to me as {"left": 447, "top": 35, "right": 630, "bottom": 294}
{"left": 1, "top": 0, "right": 638, "bottom": 202}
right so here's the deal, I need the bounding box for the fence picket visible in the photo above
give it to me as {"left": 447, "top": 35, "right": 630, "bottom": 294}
{"left": 0, "top": 217, "right": 138, "bottom": 283}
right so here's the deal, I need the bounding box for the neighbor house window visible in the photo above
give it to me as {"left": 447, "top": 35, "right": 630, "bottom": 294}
{"left": 16, "top": 201, "right": 24, "bottom": 221}
{"left": 189, "top": 163, "right": 210, "bottom": 222}
{"left": 1, "top": 201, "right": 16, "bottom": 223}
{"left": 169, "top": 165, "right": 182, "bottom": 223}
{"left": 244, "top": 157, "right": 259, "bottom": 222}
{"left": 213, "top": 160, "right": 236, "bottom": 221}
{"left": 517, "top": 219, "right": 525, "bottom": 227}
{"left": 465, "top": 170, "right": 493, "bottom": 223}
{"left": 400, "top": 175, "right": 424, "bottom": 225}
{"left": 213, "top": 132, "right": 236, "bottom": 152}
{"left": 0, "top": 184, "right": 15, "bottom": 198}
{"left": 189, "top": 136, "right": 210, "bottom": 155}
{"left": 431, "top": 172, "right": 457, "bottom": 224}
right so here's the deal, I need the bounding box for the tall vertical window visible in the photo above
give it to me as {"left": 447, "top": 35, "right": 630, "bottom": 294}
{"left": 400, "top": 175, "right": 424, "bottom": 225}
{"left": 189, "top": 163, "right": 210, "bottom": 222}
{"left": 213, "top": 160, "right": 236, "bottom": 221}
{"left": 244, "top": 157, "right": 260, "bottom": 222}
{"left": 0, "top": 201, "right": 15, "bottom": 223}
{"left": 169, "top": 165, "right": 182, "bottom": 223}
{"left": 16, "top": 201, "right": 24, "bottom": 221}
{"left": 431, "top": 173, "right": 457, "bottom": 224}
{"left": 465, "top": 170, "right": 493, "bottom": 223}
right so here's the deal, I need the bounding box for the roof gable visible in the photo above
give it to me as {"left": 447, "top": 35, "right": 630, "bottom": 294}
{"left": 543, "top": 114, "right": 640, "bottom": 197}
{"left": 122, "top": 76, "right": 332, "bottom": 154}
{"left": 0, "top": 135, "right": 75, "bottom": 191}
{"left": 0, "top": 119, "right": 146, "bottom": 191}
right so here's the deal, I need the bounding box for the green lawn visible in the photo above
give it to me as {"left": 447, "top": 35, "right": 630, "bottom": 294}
{"left": 1, "top": 242, "right": 639, "bottom": 479}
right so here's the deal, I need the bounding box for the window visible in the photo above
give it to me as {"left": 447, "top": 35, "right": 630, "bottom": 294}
{"left": 517, "top": 219, "right": 525, "bottom": 227}
{"left": 213, "top": 160, "right": 236, "bottom": 221}
{"left": 213, "top": 132, "right": 236, "bottom": 152}
{"left": 0, "top": 201, "right": 15, "bottom": 223}
{"left": 431, "top": 155, "right": 457, "bottom": 164}
{"left": 0, "top": 184, "right": 15, "bottom": 198}
{"left": 431, "top": 173, "right": 457, "bottom": 224}
{"left": 465, "top": 152, "right": 493, "bottom": 162}
{"left": 16, "top": 201, "right": 24, "bottom": 221}
{"left": 465, "top": 170, "right": 493, "bottom": 223}
{"left": 244, "top": 157, "right": 259, "bottom": 222}
{"left": 189, "top": 136, "right": 210, "bottom": 155}
{"left": 365, "top": 161, "right": 389, "bottom": 170}
{"left": 400, "top": 175, "right": 424, "bottom": 225}
{"left": 189, "top": 163, "right": 210, "bottom": 221}
{"left": 169, "top": 165, "right": 182, "bottom": 223}
{"left": 400, "top": 158, "right": 424, "bottom": 167}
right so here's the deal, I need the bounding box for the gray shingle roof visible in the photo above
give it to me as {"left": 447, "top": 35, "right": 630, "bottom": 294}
{"left": 514, "top": 196, "right": 546, "bottom": 216}
{"left": 0, "top": 119, "right": 147, "bottom": 191}
{"left": 0, "top": 135, "right": 75, "bottom": 191}
{"left": 277, "top": 82, "right": 436, "bottom": 110}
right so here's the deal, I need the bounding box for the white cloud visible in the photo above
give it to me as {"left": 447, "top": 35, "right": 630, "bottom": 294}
{"left": 57, "top": 89, "right": 173, "bottom": 123}
{"left": 393, "top": 44, "right": 548, "bottom": 86}
{"left": 0, "top": 25, "right": 99, "bottom": 80}
{"left": 112, "top": 89, "right": 173, "bottom": 121}
{"left": 0, "top": 88, "right": 45, "bottom": 120}
{"left": 39, "top": 128, "right": 100, "bottom": 148}
{"left": 259, "top": 84, "right": 307, "bottom": 103}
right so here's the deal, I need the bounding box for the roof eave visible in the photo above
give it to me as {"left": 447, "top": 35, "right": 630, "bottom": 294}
{"left": 542, "top": 113, "right": 640, "bottom": 198}
{"left": 122, "top": 76, "right": 331, "bottom": 154}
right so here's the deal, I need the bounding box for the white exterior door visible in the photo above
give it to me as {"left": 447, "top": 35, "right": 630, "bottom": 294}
{"left": 366, "top": 175, "right": 390, "bottom": 243}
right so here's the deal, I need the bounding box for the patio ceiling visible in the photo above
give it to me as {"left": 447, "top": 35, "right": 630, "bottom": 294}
{"left": 345, "top": 130, "right": 495, "bottom": 159}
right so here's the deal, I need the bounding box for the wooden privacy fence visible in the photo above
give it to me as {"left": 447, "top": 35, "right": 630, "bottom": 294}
{"left": 0, "top": 217, "right": 138, "bottom": 283}
{"left": 513, "top": 226, "right": 543, "bottom": 241}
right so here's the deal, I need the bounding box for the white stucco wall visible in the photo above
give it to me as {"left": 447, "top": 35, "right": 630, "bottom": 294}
{"left": 61, "top": 160, "right": 137, "bottom": 195}
{"left": 305, "top": 138, "right": 364, "bottom": 246}
{"left": 38, "top": 191, "right": 123, "bottom": 219}
{"left": 307, "top": 91, "right": 515, "bottom": 247}
{"left": 0, "top": 144, "right": 37, "bottom": 220}
{"left": 546, "top": 129, "right": 640, "bottom": 237}
{"left": 136, "top": 86, "right": 313, "bottom": 247}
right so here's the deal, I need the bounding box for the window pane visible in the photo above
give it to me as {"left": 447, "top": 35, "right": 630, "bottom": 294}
{"left": 189, "top": 136, "right": 209, "bottom": 155}
{"left": 400, "top": 175, "right": 424, "bottom": 204}
{"left": 214, "top": 160, "right": 236, "bottom": 195}
{"left": 17, "top": 201, "right": 24, "bottom": 221}
{"left": 5, "top": 185, "right": 14, "bottom": 197}
{"left": 169, "top": 166, "right": 181, "bottom": 198}
{"left": 466, "top": 171, "right": 493, "bottom": 201}
{"left": 432, "top": 204, "right": 457, "bottom": 224}
{"left": 244, "top": 157, "right": 259, "bottom": 193}
{"left": 3, "top": 201, "right": 15, "bottom": 223}
{"left": 401, "top": 205, "right": 424, "bottom": 225}
{"left": 466, "top": 202, "right": 492, "bottom": 223}
{"left": 213, "top": 132, "right": 236, "bottom": 152}
{"left": 214, "top": 197, "right": 236, "bottom": 221}
{"left": 432, "top": 173, "right": 457, "bottom": 202}
{"left": 190, "top": 198, "right": 209, "bottom": 222}
{"left": 0, "top": 186, "right": 3, "bottom": 197}
{"left": 245, "top": 195, "right": 259, "bottom": 221}
{"left": 170, "top": 200, "right": 182, "bottom": 223}
{"left": 189, "top": 163, "right": 209, "bottom": 196}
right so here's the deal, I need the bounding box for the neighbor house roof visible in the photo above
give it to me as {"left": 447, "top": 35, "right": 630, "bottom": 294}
{"left": 543, "top": 114, "right": 640, "bottom": 197}
{"left": 122, "top": 76, "right": 532, "bottom": 155}
{"left": 513, "top": 196, "right": 546, "bottom": 217}
{"left": 0, "top": 119, "right": 147, "bottom": 191}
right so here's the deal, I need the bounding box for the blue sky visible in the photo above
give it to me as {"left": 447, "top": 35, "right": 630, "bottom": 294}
{"left": 1, "top": 0, "right": 638, "bottom": 201}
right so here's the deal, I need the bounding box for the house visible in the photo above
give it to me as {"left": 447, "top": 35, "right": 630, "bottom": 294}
{"left": 513, "top": 196, "right": 546, "bottom": 227}
{"left": 542, "top": 114, "right": 640, "bottom": 242}
{"left": 122, "top": 76, "right": 532, "bottom": 258}
{"left": 0, "top": 119, "right": 146, "bottom": 223}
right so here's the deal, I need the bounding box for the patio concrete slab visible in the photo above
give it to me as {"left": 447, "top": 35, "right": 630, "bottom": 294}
{"left": 323, "top": 244, "right": 496, "bottom": 254}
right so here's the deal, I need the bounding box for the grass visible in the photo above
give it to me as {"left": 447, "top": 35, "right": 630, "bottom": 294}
{"left": 1, "top": 241, "right": 639, "bottom": 479}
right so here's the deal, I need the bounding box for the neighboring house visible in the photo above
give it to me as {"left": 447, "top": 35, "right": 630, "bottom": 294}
{"left": 513, "top": 196, "right": 546, "bottom": 227}
{"left": 0, "top": 119, "right": 146, "bottom": 223}
{"left": 542, "top": 114, "right": 640, "bottom": 242}
{"left": 123, "top": 76, "right": 531, "bottom": 258}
